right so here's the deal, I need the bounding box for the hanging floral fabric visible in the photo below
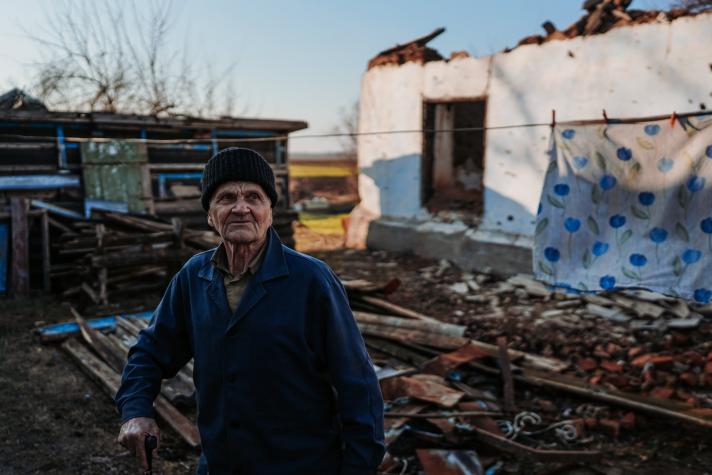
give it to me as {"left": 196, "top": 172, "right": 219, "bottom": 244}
{"left": 534, "top": 113, "right": 712, "bottom": 303}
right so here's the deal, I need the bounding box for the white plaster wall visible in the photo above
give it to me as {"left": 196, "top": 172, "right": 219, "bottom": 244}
{"left": 484, "top": 13, "right": 712, "bottom": 237}
{"left": 358, "top": 13, "right": 712, "bottom": 242}
{"left": 358, "top": 63, "right": 426, "bottom": 218}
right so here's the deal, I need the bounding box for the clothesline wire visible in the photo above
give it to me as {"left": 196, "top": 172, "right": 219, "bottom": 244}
{"left": 0, "top": 110, "right": 709, "bottom": 145}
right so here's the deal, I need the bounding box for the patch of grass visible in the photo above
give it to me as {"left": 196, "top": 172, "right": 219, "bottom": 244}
{"left": 298, "top": 212, "right": 349, "bottom": 235}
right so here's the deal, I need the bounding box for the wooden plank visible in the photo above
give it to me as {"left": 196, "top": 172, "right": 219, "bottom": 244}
{"left": 356, "top": 295, "right": 441, "bottom": 323}
{"left": 62, "top": 338, "right": 201, "bottom": 448}
{"left": 40, "top": 210, "right": 51, "bottom": 291}
{"left": 73, "top": 307, "right": 126, "bottom": 373}
{"left": 37, "top": 312, "right": 154, "bottom": 342}
{"left": 10, "top": 197, "right": 29, "bottom": 297}
{"left": 359, "top": 324, "right": 567, "bottom": 373}
{"left": 472, "top": 426, "right": 601, "bottom": 463}
{"left": 106, "top": 328, "right": 195, "bottom": 407}
{"left": 0, "top": 175, "right": 80, "bottom": 190}
{"left": 141, "top": 163, "right": 156, "bottom": 215}
{"left": 354, "top": 311, "right": 466, "bottom": 337}
{"left": 0, "top": 223, "right": 8, "bottom": 293}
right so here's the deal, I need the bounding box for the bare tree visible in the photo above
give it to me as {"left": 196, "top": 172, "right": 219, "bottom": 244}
{"left": 671, "top": 0, "right": 712, "bottom": 11}
{"left": 26, "top": 0, "right": 238, "bottom": 117}
{"left": 332, "top": 101, "right": 359, "bottom": 160}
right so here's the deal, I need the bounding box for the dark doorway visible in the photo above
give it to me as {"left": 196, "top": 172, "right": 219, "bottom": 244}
{"left": 422, "top": 99, "right": 486, "bottom": 216}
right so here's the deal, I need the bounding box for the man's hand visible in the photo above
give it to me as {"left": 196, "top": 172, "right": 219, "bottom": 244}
{"left": 117, "top": 417, "right": 160, "bottom": 471}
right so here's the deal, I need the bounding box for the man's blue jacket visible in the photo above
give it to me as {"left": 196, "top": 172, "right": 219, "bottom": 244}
{"left": 114, "top": 228, "right": 385, "bottom": 474}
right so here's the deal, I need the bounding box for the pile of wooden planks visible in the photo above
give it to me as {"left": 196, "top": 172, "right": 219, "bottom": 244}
{"left": 60, "top": 309, "right": 200, "bottom": 449}
{"left": 45, "top": 205, "right": 218, "bottom": 305}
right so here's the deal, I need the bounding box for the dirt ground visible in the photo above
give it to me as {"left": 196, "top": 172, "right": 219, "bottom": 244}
{"left": 0, "top": 225, "right": 710, "bottom": 474}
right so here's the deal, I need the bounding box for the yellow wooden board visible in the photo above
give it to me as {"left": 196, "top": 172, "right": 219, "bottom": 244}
{"left": 289, "top": 164, "right": 356, "bottom": 178}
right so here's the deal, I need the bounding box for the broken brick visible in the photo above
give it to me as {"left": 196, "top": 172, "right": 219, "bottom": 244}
{"left": 620, "top": 412, "right": 636, "bottom": 430}
{"left": 600, "top": 360, "right": 623, "bottom": 373}
{"left": 578, "top": 357, "right": 598, "bottom": 371}
{"left": 649, "top": 387, "right": 675, "bottom": 400}
{"left": 679, "top": 372, "right": 698, "bottom": 386}
{"left": 599, "top": 418, "right": 621, "bottom": 438}
{"left": 631, "top": 353, "right": 654, "bottom": 367}
{"left": 589, "top": 374, "right": 603, "bottom": 385}
{"left": 681, "top": 351, "right": 704, "bottom": 366}
{"left": 632, "top": 354, "right": 673, "bottom": 368}
{"left": 704, "top": 361, "right": 712, "bottom": 375}
{"left": 628, "top": 347, "right": 643, "bottom": 359}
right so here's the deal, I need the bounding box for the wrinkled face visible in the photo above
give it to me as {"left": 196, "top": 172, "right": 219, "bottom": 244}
{"left": 207, "top": 181, "right": 273, "bottom": 245}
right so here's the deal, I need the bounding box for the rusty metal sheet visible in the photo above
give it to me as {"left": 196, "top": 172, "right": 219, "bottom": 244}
{"left": 382, "top": 374, "right": 464, "bottom": 408}
{"left": 423, "top": 342, "right": 490, "bottom": 376}
{"left": 416, "top": 449, "right": 483, "bottom": 475}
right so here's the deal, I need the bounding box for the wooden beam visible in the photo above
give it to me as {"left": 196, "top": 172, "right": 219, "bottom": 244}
{"left": 10, "top": 197, "right": 29, "bottom": 298}
{"left": 355, "top": 295, "right": 441, "bottom": 323}
{"left": 497, "top": 336, "right": 515, "bottom": 414}
{"left": 354, "top": 311, "right": 465, "bottom": 337}
{"left": 62, "top": 338, "right": 201, "bottom": 448}
{"left": 40, "top": 210, "right": 51, "bottom": 291}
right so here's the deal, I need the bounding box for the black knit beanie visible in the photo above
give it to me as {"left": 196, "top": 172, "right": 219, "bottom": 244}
{"left": 201, "top": 147, "right": 278, "bottom": 210}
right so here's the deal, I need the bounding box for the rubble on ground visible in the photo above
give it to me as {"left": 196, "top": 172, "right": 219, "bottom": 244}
{"left": 40, "top": 247, "right": 712, "bottom": 474}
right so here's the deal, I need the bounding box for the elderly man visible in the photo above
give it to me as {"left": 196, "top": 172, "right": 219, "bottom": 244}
{"left": 115, "top": 148, "right": 385, "bottom": 474}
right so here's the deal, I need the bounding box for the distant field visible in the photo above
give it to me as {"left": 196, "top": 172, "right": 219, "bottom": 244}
{"left": 289, "top": 163, "right": 356, "bottom": 178}
{"left": 298, "top": 212, "right": 349, "bottom": 235}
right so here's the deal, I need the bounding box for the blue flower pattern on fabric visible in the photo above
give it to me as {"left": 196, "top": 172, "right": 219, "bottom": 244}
{"left": 616, "top": 147, "right": 632, "bottom": 161}
{"left": 592, "top": 241, "right": 609, "bottom": 256}
{"left": 657, "top": 158, "right": 674, "bottom": 173}
{"left": 564, "top": 217, "right": 581, "bottom": 233}
{"left": 644, "top": 124, "right": 660, "bottom": 136}
{"left": 609, "top": 215, "right": 626, "bottom": 228}
{"left": 687, "top": 176, "right": 705, "bottom": 192}
{"left": 562, "top": 129, "right": 575, "bottom": 139}
{"left": 535, "top": 120, "right": 712, "bottom": 301}
{"left": 701, "top": 218, "right": 712, "bottom": 234}
{"left": 694, "top": 288, "right": 712, "bottom": 303}
{"left": 600, "top": 175, "right": 617, "bottom": 190}
{"left": 629, "top": 254, "right": 647, "bottom": 267}
{"left": 682, "top": 249, "right": 701, "bottom": 264}
{"left": 638, "top": 192, "right": 655, "bottom": 206}
{"left": 544, "top": 247, "right": 560, "bottom": 263}
{"left": 573, "top": 156, "right": 589, "bottom": 169}
{"left": 649, "top": 228, "right": 667, "bottom": 243}
{"left": 600, "top": 275, "right": 616, "bottom": 290}
{"left": 554, "top": 184, "right": 570, "bottom": 196}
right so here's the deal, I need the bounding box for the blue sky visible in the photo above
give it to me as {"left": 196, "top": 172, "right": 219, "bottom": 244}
{"left": 0, "top": 0, "right": 670, "bottom": 152}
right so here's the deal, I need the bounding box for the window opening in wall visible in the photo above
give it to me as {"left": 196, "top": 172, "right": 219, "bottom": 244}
{"left": 422, "top": 99, "right": 486, "bottom": 222}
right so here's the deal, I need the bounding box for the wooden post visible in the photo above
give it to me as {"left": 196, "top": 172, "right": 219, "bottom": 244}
{"left": 497, "top": 336, "right": 516, "bottom": 414}
{"left": 10, "top": 197, "right": 30, "bottom": 298}
{"left": 432, "top": 103, "right": 455, "bottom": 190}
{"left": 40, "top": 210, "right": 51, "bottom": 292}
{"left": 96, "top": 224, "right": 108, "bottom": 305}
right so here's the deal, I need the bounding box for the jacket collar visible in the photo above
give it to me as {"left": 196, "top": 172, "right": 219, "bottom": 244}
{"left": 198, "top": 227, "right": 289, "bottom": 285}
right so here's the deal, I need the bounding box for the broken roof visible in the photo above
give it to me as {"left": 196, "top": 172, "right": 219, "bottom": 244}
{"left": 367, "top": 2, "right": 712, "bottom": 70}
{"left": 367, "top": 27, "right": 446, "bottom": 70}
{"left": 0, "top": 88, "right": 48, "bottom": 112}
{"left": 511, "top": 0, "right": 712, "bottom": 51}
{"left": 0, "top": 107, "right": 308, "bottom": 133}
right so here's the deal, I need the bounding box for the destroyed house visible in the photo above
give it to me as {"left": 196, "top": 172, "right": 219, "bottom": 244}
{"left": 349, "top": 5, "right": 712, "bottom": 276}
{"left": 0, "top": 103, "right": 307, "bottom": 295}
